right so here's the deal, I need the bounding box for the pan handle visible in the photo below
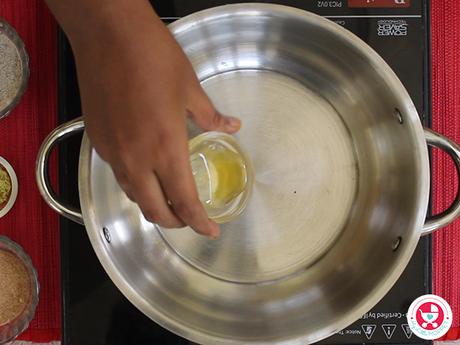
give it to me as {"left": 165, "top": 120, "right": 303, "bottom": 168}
{"left": 422, "top": 128, "right": 460, "bottom": 235}
{"left": 36, "top": 117, "right": 85, "bottom": 225}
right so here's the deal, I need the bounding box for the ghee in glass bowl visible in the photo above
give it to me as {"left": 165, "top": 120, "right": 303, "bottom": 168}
{"left": 189, "top": 132, "right": 254, "bottom": 223}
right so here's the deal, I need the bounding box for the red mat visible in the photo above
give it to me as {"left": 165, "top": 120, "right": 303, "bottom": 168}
{"left": 0, "top": 0, "right": 60, "bottom": 342}
{"left": 431, "top": 0, "right": 460, "bottom": 341}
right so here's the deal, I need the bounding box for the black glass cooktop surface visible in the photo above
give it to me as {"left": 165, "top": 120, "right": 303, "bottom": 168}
{"left": 58, "top": 1, "right": 431, "bottom": 344}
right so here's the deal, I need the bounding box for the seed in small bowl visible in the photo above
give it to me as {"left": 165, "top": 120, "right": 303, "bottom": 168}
{"left": 0, "top": 164, "right": 12, "bottom": 209}
{"left": 0, "top": 156, "right": 18, "bottom": 217}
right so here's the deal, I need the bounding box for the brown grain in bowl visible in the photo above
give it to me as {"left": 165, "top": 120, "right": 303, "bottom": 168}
{"left": 0, "top": 249, "right": 31, "bottom": 326}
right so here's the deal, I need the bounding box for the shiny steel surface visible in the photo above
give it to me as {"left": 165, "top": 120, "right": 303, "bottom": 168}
{"left": 36, "top": 117, "right": 84, "bottom": 225}
{"left": 36, "top": 4, "right": 460, "bottom": 345}
{"left": 423, "top": 129, "right": 460, "bottom": 235}
{"left": 165, "top": 69, "right": 358, "bottom": 283}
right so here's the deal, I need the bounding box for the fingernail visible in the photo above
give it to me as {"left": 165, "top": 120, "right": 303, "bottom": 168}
{"left": 226, "top": 116, "right": 241, "bottom": 131}
{"left": 207, "top": 222, "right": 220, "bottom": 240}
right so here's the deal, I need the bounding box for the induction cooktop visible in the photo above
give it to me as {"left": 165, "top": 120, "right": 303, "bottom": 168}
{"left": 58, "top": 1, "right": 431, "bottom": 344}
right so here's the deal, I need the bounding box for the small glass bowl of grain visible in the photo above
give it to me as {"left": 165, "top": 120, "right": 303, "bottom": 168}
{"left": 189, "top": 131, "right": 254, "bottom": 223}
{"left": 0, "top": 156, "right": 18, "bottom": 218}
{"left": 0, "top": 236, "right": 39, "bottom": 344}
{"left": 0, "top": 18, "right": 30, "bottom": 119}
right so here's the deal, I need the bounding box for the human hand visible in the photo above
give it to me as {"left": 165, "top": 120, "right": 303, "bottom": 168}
{"left": 48, "top": 0, "right": 241, "bottom": 238}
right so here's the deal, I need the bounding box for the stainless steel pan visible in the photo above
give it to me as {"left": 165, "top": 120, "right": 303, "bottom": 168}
{"left": 36, "top": 4, "right": 460, "bottom": 344}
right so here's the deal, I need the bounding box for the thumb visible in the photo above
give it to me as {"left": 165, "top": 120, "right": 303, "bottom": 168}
{"left": 187, "top": 90, "right": 241, "bottom": 134}
{"left": 190, "top": 109, "right": 241, "bottom": 134}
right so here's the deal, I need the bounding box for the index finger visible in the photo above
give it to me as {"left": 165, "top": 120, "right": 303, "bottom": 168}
{"left": 155, "top": 132, "right": 220, "bottom": 239}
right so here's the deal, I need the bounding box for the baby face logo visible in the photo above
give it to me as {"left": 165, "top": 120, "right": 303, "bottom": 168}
{"left": 407, "top": 295, "right": 452, "bottom": 340}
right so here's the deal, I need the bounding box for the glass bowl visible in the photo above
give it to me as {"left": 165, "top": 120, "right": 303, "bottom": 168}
{"left": 0, "top": 236, "right": 39, "bottom": 344}
{"left": 0, "top": 18, "right": 30, "bottom": 120}
{"left": 0, "top": 156, "right": 18, "bottom": 218}
{"left": 189, "top": 131, "right": 254, "bottom": 223}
